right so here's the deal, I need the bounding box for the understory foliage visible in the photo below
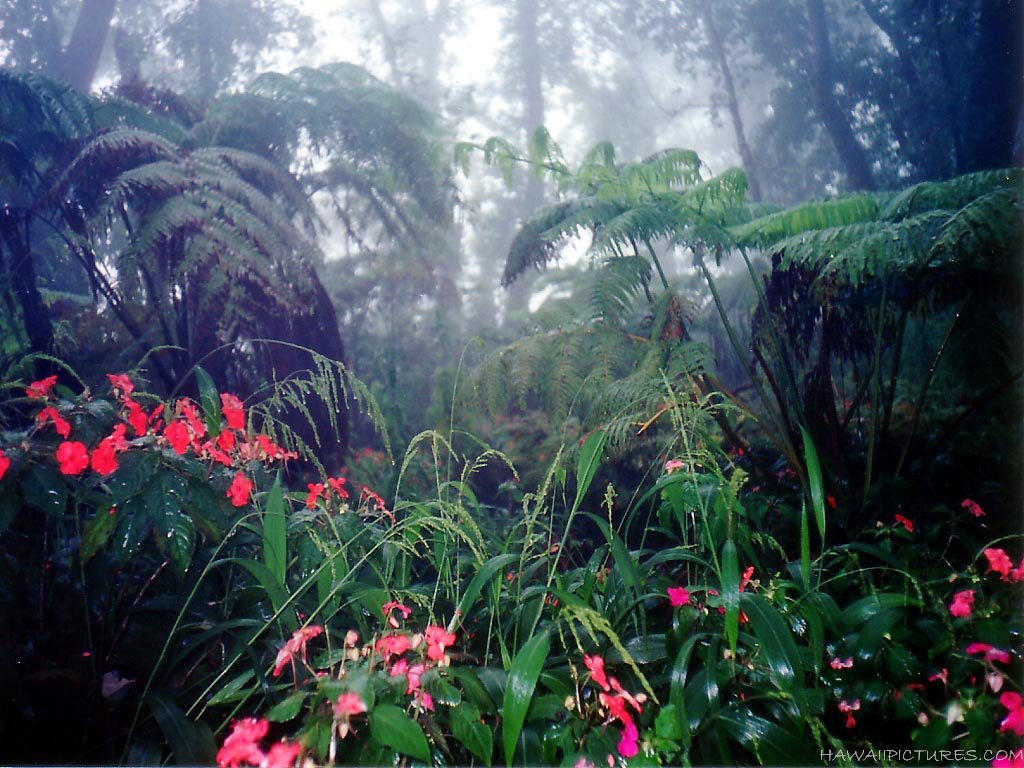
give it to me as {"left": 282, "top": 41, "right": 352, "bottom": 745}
{"left": 1, "top": 365, "right": 1021, "bottom": 767}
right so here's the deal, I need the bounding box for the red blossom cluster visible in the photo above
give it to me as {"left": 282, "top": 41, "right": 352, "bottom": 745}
{"left": 582, "top": 653, "right": 647, "bottom": 758}
{"left": 984, "top": 548, "right": 1024, "bottom": 582}
{"left": 216, "top": 717, "right": 303, "bottom": 768}
{"left": 272, "top": 625, "right": 324, "bottom": 679}
{"left": 305, "top": 474, "right": 349, "bottom": 509}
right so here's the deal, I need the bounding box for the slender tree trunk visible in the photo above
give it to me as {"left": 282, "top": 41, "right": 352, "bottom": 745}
{"left": 698, "top": 0, "right": 762, "bottom": 201}
{"left": 505, "top": 0, "right": 545, "bottom": 319}
{"left": 52, "top": 0, "right": 117, "bottom": 93}
{"left": 1, "top": 209, "right": 54, "bottom": 354}
{"left": 803, "top": 0, "right": 876, "bottom": 191}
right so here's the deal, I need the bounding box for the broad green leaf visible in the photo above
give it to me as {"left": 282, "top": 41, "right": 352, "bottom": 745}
{"left": 369, "top": 703, "right": 431, "bottom": 762}
{"left": 717, "top": 708, "right": 812, "bottom": 765}
{"left": 655, "top": 703, "right": 684, "bottom": 740}
{"left": 799, "top": 426, "right": 825, "bottom": 542}
{"left": 503, "top": 631, "right": 550, "bottom": 767}
{"left": 144, "top": 472, "right": 193, "bottom": 576}
{"left": 669, "top": 634, "right": 702, "bottom": 747}
{"left": 266, "top": 690, "right": 308, "bottom": 722}
{"left": 740, "top": 593, "right": 809, "bottom": 717}
{"left": 22, "top": 465, "right": 68, "bottom": 515}
{"left": 194, "top": 365, "right": 222, "bottom": 437}
{"left": 148, "top": 693, "right": 216, "bottom": 765}
{"left": 263, "top": 475, "right": 287, "bottom": 587}
{"left": 721, "top": 540, "right": 740, "bottom": 654}
{"left": 106, "top": 450, "right": 158, "bottom": 504}
{"left": 840, "top": 593, "right": 918, "bottom": 629}
{"left": 81, "top": 507, "right": 118, "bottom": 564}
{"left": 450, "top": 553, "right": 519, "bottom": 633}
{"left": 452, "top": 701, "right": 493, "bottom": 764}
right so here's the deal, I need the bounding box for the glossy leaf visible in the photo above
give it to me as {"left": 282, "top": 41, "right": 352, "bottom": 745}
{"left": 452, "top": 701, "right": 493, "bottom": 764}
{"left": 799, "top": 425, "right": 826, "bottom": 542}
{"left": 502, "top": 631, "right": 550, "bottom": 767}
{"left": 369, "top": 703, "right": 431, "bottom": 762}
{"left": 194, "top": 365, "right": 222, "bottom": 437}
{"left": 740, "top": 593, "right": 810, "bottom": 716}
{"left": 266, "top": 690, "right": 308, "bottom": 722}
{"left": 81, "top": 507, "right": 118, "bottom": 564}
{"left": 263, "top": 475, "right": 287, "bottom": 587}
{"left": 721, "top": 540, "right": 740, "bottom": 653}
{"left": 449, "top": 552, "right": 519, "bottom": 633}
{"left": 574, "top": 429, "right": 606, "bottom": 510}
{"left": 148, "top": 693, "right": 216, "bottom": 765}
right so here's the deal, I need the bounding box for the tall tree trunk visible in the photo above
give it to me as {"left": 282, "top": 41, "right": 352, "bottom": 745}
{"left": 52, "top": 0, "right": 117, "bottom": 92}
{"left": 962, "top": 0, "right": 1022, "bottom": 171}
{"left": 698, "top": 0, "right": 762, "bottom": 201}
{"left": 803, "top": 0, "right": 876, "bottom": 191}
{"left": 505, "top": 0, "right": 545, "bottom": 319}
{"left": 1, "top": 209, "right": 54, "bottom": 354}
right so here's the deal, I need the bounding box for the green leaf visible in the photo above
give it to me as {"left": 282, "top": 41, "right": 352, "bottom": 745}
{"left": 148, "top": 693, "right": 216, "bottom": 765}
{"left": 81, "top": 507, "right": 118, "bottom": 564}
{"left": 194, "top": 365, "right": 222, "bottom": 437}
{"left": 503, "top": 631, "right": 550, "bottom": 767}
{"left": 799, "top": 426, "right": 825, "bottom": 542}
{"left": 263, "top": 475, "right": 287, "bottom": 587}
{"left": 206, "top": 669, "right": 256, "bottom": 705}
{"left": 739, "top": 594, "right": 809, "bottom": 716}
{"left": 22, "top": 465, "right": 68, "bottom": 515}
{"left": 655, "top": 703, "right": 684, "bottom": 740}
{"left": 450, "top": 553, "right": 519, "bottom": 633}
{"left": 720, "top": 540, "right": 740, "bottom": 654}
{"left": 574, "top": 429, "right": 607, "bottom": 510}
{"left": 452, "top": 702, "right": 493, "bottom": 764}
{"left": 840, "top": 593, "right": 918, "bottom": 629}
{"left": 266, "top": 690, "right": 308, "bottom": 722}
{"left": 106, "top": 450, "right": 158, "bottom": 504}
{"left": 369, "top": 703, "right": 431, "bottom": 762}
{"left": 799, "top": 501, "right": 811, "bottom": 591}
{"left": 144, "top": 472, "right": 194, "bottom": 576}
{"left": 220, "top": 557, "right": 295, "bottom": 631}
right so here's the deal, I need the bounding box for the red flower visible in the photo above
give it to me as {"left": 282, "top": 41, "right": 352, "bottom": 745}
{"left": 272, "top": 625, "right": 324, "bottom": 677}
{"left": 90, "top": 440, "right": 118, "bottom": 475}
{"left": 584, "top": 653, "right": 610, "bottom": 691}
{"left": 424, "top": 625, "right": 456, "bottom": 662}
{"left": 124, "top": 399, "right": 150, "bottom": 436}
{"left": 667, "top": 586, "right": 690, "bottom": 607}
{"left": 56, "top": 441, "right": 89, "bottom": 475}
{"left": 36, "top": 405, "right": 71, "bottom": 437}
{"left": 164, "top": 420, "right": 190, "bottom": 454}
{"left": 739, "top": 566, "right": 755, "bottom": 592}
{"left": 26, "top": 375, "right": 58, "bottom": 399}
{"left": 999, "top": 692, "right": 1024, "bottom": 737}
{"left": 361, "top": 486, "right": 387, "bottom": 511}
{"left": 217, "top": 429, "right": 236, "bottom": 452}
{"left": 227, "top": 472, "right": 253, "bottom": 507}
{"left": 949, "top": 589, "right": 975, "bottom": 618}
{"left": 375, "top": 633, "right": 412, "bottom": 658}
{"left": 177, "top": 399, "right": 206, "bottom": 440}
{"left": 262, "top": 741, "right": 302, "bottom": 768}
{"left": 894, "top": 513, "right": 914, "bottom": 533}
{"left": 0, "top": 448, "right": 9, "bottom": 481}
{"left": 327, "top": 475, "right": 349, "bottom": 499}
{"left": 220, "top": 393, "right": 246, "bottom": 431}
{"left": 106, "top": 373, "right": 134, "bottom": 399}
{"left": 333, "top": 692, "right": 367, "bottom": 739}
{"left": 216, "top": 717, "right": 268, "bottom": 768}
{"left": 305, "top": 483, "right": 324, "bottom": 509}
{"left": 965, "top": 642, "right": 1011, "bottom": 664}
{"left": 962, "top": 498, "right": 985, "bottom": 517}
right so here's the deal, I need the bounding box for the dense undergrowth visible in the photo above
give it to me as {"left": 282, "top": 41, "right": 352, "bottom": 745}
{"left": 0, "top": 362, "right": 1020, "bottom": 767}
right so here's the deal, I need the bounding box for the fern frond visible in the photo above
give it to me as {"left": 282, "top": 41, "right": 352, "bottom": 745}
{"left": 728, "top": 193, "right": 881, "bottom": 248}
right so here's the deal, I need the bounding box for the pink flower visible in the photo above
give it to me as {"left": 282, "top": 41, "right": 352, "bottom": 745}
{"left": 667, "top": 586, "right": 690, "bottom": 607}
{"left": 375, "top": 633, "right": 412, "bottom": 658}
{"left": 962, "top": 498, "right": 985, "bottom": 517}
{"left": 999, "top": 692, "right": 1024, "bottom": 737}
{"left": 382, "top": 601, "right": 412, "bottom": 627}
{"left": 216, "top": 717, "right": 268, "bottom": 768}
{"left": 272, "top": 625, "right": 324, "bottom": 678}
{"left": 928, "top": 668, "right": 948, "bottom": 684}
{"left": 305, "top": 483, "right": 324, "bottom": 509}
{"left": 56, "top": 441, "right": 89, "bottom": 475}
{"left": 424, "top": 625, "right": 456, "bottom": 662}
{"left": 984, "top": 548, "right": 1013, "bottom": 577}
{"left": 993, "top": 751, "right": 1024, "bottom": 768}
{"left": 262, "top": 741, "right": 302, "bottom": 768}
{"left": 616, "top": 719, "right": 639, "bottom": 758}
{"left": 664, "top": 459, "right": 685, "bottom": 474}
{"left": 25, "top": 375, "right": 58, "bottom": 399}
{"left": 838, "top": 698, "right": 860, "bottom": 729}
{"left": 830, "top": 657, "right": 853, "bottom": 670}
{"left": 966, "top": 642, "right": 1012, "bottom": 664}
{"left": 227, "top": 472, "right": 254, "bottom": 507}
{"left": 949, "top": 589, "right": 975, "bottom": 618}
{"left": 583, "top": 654, "right": 610, "bottom": 691}
{"left": 894, "top": 514, "right": 914, "bottom": 533}
{"left": 333, "top": 692, "right": 367, "bottom": 739}
{"left": 0, "top": 448, "right": 9, "bottom": 481}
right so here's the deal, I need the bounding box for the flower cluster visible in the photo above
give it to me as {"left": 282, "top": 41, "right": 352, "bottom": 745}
{"left": 581, "top": 653, "right": 648, "bottom": 758}
{"left": 216, "top": 717, "right": 303, "bottom": 768}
